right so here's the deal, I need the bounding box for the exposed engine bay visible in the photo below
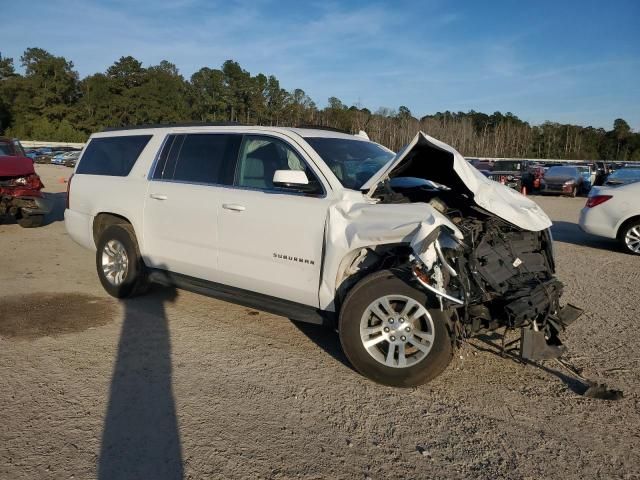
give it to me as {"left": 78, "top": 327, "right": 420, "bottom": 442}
{"left": 370, "top": 175, "right": 582, "bottom": 360}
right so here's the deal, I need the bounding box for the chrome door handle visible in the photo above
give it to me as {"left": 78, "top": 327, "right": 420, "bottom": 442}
{"left": 222, "top": 203, "right": 246, "bottom": 212}
{"left": 149, "top": 193, "right": 168, "bottom": 200}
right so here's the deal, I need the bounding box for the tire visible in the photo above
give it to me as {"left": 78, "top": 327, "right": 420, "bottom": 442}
{"left": 95, "top": 224, "right": 148, "bottom": 298}
{"left": 18, "top": 214, "right": 44, "bottom": 228}
{"left": 339, "top": 269, "right": 453, "bottom": 387}
{"left": 619, "top": 220, "right": 640, "bottom": 256}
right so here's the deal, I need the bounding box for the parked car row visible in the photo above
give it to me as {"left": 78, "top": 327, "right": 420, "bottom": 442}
{"left": 469, "top": 157, "right": 640, "bottom": 197}
{"left": 31, "top": 147, "right": 82, "bottom": 167}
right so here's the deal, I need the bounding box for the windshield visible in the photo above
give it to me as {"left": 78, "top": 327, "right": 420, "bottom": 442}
{"left": 304, "top": 137, "right": 394, "bottom": 190}
{"left": 546, "top": 166, "right": 577, "bottom": 177}
{"left": 493, "top": 161, "right": 522, "bottom": 171}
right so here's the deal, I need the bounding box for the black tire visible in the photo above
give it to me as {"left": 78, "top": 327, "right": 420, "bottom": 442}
{"left": 618, "top": 220, "right": 640, "bottom": 256}
{"left": 18, "top": 214, "right": 44, "bottom": 228}
{"left": 339, "top": 269, "right": 453, "bottom": 387}
{"left": 95, "top": 224, "right": 148, "bottom": 298}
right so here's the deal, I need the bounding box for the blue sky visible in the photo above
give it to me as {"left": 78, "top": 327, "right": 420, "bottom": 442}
{"left": 2, "top": 0, "right": 639, "bottom": 129}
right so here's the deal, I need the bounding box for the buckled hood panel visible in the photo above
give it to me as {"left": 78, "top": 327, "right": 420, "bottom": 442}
{"left": 361, "top": 132, "right": 552, "bottom": 231}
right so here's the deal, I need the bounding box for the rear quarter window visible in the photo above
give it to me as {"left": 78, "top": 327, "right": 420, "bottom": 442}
{"left": 76, "top": 135, "right": 152, "bottom": 176}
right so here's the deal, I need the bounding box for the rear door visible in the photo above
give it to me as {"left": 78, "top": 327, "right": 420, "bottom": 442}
{"left": 217, "top": 134, "right": 331, "bottom": 307}
{"left": 142, "top": 133, "right": 241, "bottom": 280}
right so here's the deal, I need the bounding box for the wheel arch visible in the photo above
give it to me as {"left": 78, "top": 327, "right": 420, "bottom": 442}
{"left": 93, "top": 212, "right": 134, "bottom": 245}
{"left": 332, "top": 243, "right": 414, "bottom": 313}
{"left": 616, "top": 214, "right": 640, "bottom": 240}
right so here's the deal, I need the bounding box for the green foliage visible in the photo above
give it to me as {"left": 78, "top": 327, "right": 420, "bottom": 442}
{"left": 0, "top": 47, "right": 638, "bottom": 161}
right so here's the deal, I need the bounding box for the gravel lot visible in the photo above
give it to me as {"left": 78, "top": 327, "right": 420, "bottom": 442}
{"left": 1, "top": 164, "right": 639, "bottom": 479}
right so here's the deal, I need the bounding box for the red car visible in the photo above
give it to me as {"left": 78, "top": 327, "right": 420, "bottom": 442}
{"left": 0, "top": 153, "right": 52, "bottom": 228}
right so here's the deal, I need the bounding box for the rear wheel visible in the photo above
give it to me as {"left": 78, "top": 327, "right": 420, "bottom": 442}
{"left": 339, "top": 270, "right": 453, "bottom": 387}
{"left": 619, "top": 220, "right": 640, "bottom": 255}
{"left": 18, "top": 213, "right": 44, "bottom": 228}
{"left": 96, "top": 224, "right": 148, "bottom": 298}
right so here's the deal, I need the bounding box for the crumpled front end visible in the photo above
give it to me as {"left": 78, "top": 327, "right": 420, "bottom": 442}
{"left": 408, "top": 216, "right": 581, "bottom": 360}
{"left": 0, "top": 160, "right": 52, "bottom": 222}
{"left": 331, "top": 131, "right": 581, "bottom": 360}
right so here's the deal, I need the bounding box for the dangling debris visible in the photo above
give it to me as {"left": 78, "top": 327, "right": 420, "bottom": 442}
{"left": 554, "top": 358, "right": 624, "bottom": 401}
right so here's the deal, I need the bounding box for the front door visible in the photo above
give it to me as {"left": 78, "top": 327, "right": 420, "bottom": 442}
{"left": 217, "top": 134, "right": 330, "bottom": 307}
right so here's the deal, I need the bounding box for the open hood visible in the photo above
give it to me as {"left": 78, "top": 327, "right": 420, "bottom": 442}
{"left": 361, "top": 132, "right": 552, "bottom": 231}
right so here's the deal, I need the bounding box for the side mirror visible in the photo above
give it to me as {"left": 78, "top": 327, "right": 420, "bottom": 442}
{"left": 272, "top": 170, "right": 320, "bottom": 194}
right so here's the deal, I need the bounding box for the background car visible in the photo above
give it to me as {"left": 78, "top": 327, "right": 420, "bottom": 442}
{"left": 50, "top": 151, "right": 79, "bottom": 165}
{"left": 540, "top": 165, "right": 586, "bottom": 196}
{"left": 579, "top": 181, "right": 640, "bottom": 255}
{"left": 50, "top": 151, "right": 70, "bottom": 164}
{"left": 0, "top": 154, "right": 52, "bottom": 227}
{"left": 36, "top": 147, "right": 53, "bottom": 156}
{"left": 63, "top": 151, "right": 80, "bottom": 167}
{"left": 486, "top": 159, "right": 522, "bottom": 191}
{"left": 604, "top": 166, "right": 640, "bottom": 186}
{"left": 24, "top": 150, "right": 38, "bottom": 161}
{"left": 575, "top": 165, "right": 594, "bottom": 192}
{"left": 34, "top": 154, "right": 52, "bottom": 164}
{"left": 469, "top": 159, "right": 494, "bottom": 171}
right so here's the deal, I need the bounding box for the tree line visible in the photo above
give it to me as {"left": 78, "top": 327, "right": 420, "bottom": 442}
{"left": 1, "top": 47, "right": 638, "bottom": 160}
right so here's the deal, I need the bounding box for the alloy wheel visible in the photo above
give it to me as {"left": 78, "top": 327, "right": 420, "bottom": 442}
{"left": 359, "top": 295, "right": 435, "bottom": 368}
{"left": 101, "top": 239, "right": 129, "bottom": 286}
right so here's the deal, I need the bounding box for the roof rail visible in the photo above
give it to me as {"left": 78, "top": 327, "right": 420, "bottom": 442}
{"left": 296, "top": 124, "right": 352, "bottom": 134}
{"left": 101, "top": 121, "right": 246, "bottom": 132}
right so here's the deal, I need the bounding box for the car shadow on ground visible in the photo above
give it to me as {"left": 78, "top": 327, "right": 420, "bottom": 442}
{"left": 551, "top": 220, "right": 619, "bottom": 252}
{"left": 471, "top": 333, "right": 590, "bottom": 395}
{"left": 42, "top": 191, "right": 67, "bottom": 225}
{"left": 98, "top": 285, "right": 184, "bottom": 480}
{"left": 291, "top": 320, "right": 354, "bottom": 371}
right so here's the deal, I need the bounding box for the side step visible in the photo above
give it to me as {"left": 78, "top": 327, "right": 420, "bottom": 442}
{"left": 147, "top": 269, "right": 333, "bottom": 326}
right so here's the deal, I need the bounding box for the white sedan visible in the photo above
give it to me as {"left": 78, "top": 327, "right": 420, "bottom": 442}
{"left": 579, "top": 181, "right": 640, "bottom": 254}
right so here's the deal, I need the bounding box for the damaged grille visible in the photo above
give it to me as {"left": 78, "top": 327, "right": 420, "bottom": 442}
{"left": 473, "top": 229, "right": 551, "bottom": 294}
{"left": 457, "top": 218, "right": 561, "bottom": 327}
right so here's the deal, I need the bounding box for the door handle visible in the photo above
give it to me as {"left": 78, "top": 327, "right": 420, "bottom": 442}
{"left": 222, "top": 203, "right": 246, "bottom": 212}
{"left": 149, "top": 193, "right": 168, "bottom": 200}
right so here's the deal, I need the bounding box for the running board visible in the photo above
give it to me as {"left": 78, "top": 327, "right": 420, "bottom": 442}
{"left": 147, "top": 269, "right": 332, "bottom": 326}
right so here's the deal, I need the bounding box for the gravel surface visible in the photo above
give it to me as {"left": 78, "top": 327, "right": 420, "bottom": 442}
{"left": 1, "top": 164, "right": 639, "bottom": 479}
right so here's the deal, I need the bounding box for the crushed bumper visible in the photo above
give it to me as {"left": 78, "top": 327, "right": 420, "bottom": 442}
{"left": 0, "top": 194, "right": 53, "bottom": 216}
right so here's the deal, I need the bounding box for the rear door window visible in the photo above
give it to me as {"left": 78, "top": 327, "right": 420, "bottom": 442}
{"left": 77, "top": 135, "right": 152, "bottom": 176}
{"left": 152, "top": 133, "right": 241, "bottom": 185}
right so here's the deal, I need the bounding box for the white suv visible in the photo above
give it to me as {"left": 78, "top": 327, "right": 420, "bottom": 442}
{"left": 65, "top": 124, "right": 579, "bottom": 386}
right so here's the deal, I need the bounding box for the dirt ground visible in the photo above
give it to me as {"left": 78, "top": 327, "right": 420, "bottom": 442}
{"left": 1, "top": 164, "right": 639, "bottom": 479}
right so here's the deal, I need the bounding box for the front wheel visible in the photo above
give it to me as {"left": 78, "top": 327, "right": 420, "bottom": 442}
{"left": 339, "top": 270, "right": 453, "bottom": 387}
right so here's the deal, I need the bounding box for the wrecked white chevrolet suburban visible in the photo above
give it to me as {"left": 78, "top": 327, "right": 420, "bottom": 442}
{"left": 65, "top": 125, "right": 580, "bottom": 387}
